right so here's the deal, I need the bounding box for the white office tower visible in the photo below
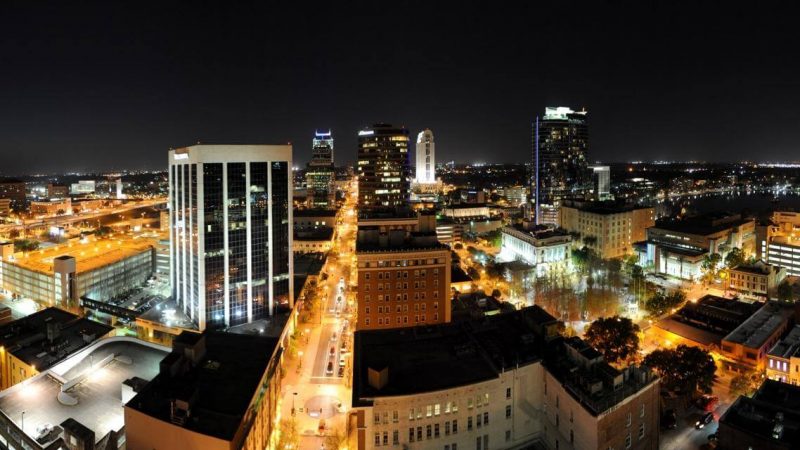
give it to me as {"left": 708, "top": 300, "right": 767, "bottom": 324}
{"left": 415, "top": 129, "right": 436, "bottom": 184}
{"left": 168, "top": 144, "right": 293, "bottom": 331}
{"left": 589, "top": 165, "right": 611, "bottom": 200}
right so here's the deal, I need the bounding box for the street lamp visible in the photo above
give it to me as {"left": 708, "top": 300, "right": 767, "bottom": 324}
{"left": 292, "top": 392, "right": 298, "bottom": 416}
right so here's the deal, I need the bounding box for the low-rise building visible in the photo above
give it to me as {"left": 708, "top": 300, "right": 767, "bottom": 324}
{"left": 729, "top": 260, "right": 787, "bottom": 299}
{"left": 560, "top": 200, "right": 654, "bottom": 259}
{"left": 766, "top": 325, "right": 800, "bottom": 384}
{"left": 0, "top": 198, "right": 11, "bottom": 216}
{"left": 125, "top": 331, "right": 282, "bottom": 450}
{"left": 293, "top": 207, "right": 337, "bottom": 229}
{"left": 640, "top": 213, "right": 756, "bottom": 280}
{"left": 762, "top": 211, "right": 800, "bottom": 277}
{"left": 350, "top": 306, "right": 661, "bottom": 450}
{"left": 500, "top": 223, "right": 571, "bottom": 274}
{"left": 720, "top": 301, "right": 796, "bottom": 370}
{"left": 441, "top": 203, "right": 490, "bottom": 219}
{"left": 294, "top": 226, "right": 335, "bottom": 253}
{"left": 46, "top": 183, "right": 70, "bottom": 199}
{"left": 718, "top": 379, "right": 800, "bottom": 450}
{"left": 30, "top": 197, "right": 72, "bottom": 217}
{"left": 0, "top": 179, "right": 26, "bottom": 210}
{"left": 0, "top": 336, "right": 169, "bottom": 449}
{"left": 0, "top": 307, "right": 113, "bottom": 389}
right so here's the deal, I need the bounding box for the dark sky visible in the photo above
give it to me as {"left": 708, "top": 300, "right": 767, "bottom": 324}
{"left": 1, "top": 1, "right": 799, "bottom": 175}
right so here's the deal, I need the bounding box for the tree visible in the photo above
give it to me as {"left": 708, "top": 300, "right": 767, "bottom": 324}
{"left": 584, "top": 316, "right": 641, "bottom": 364}
{"left": 454, "top": 242, "right": 464, "bottom": 250}
{"left": 644, "top": 290, "right": 686, "bottom": 316}
{"left": 777, "top": 280, "right": 793, "bottom": 302}
{"left": 12, "top": 239, "right": 39, "bottom": 252}
{"left": 467, "top": 266, "right": 480, "bottom": 280}
{"left": 701, "top": 253, "right": 722, "bottom": 283}
{"left": 644, "top": 345, "right": 717, "bottom": 394}
{"left": 491, "top": 288, "right": 502, "bottom": 299}
{"left": 324, "top": 427, "right": 346, "bottom": 450}
{"left": 724, "top": 247, "right": 744, "bottom": 269}
{"left": 730, "top": 370, "right": 760, "bottom": 398}
{"left": 276, "top": 418, "right": 298, "bottom": 450}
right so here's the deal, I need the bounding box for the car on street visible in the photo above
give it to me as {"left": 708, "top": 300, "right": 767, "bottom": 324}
{"left": 331, "top": 331, "right": 337, "bottom": 342}
{"left": 695, "top": 412, "right": 714, "bottom": 429}
{"left": 696, "top": 394, "right": 719, "bottom": 412}
{"left": 329, "top": 346, "right": 336, "bottom": 356}
{"left": 326, "top": 361, "right": 334, "bottom": 375}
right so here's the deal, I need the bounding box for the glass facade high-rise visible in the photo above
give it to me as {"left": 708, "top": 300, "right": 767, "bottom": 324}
{"left": 532, "top": 107, "right": 589, "bottom": 225}
{"left": 168, "top": 144, "right": 293, "bottom": 331}
{"left": 306, "top": 130, "right": 335, "bottom": 208}
{"left": 415, "top": 129, "right": 436, "bottom": 184}
{"left": 357, "top": 123, "right": 410, "bottom": 208}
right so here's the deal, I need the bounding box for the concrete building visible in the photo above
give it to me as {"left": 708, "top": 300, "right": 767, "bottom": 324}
{"left": 500, "top": 186, "right": 527, "bottom": 207}
{"left": 640, "top": 213, "right": 756, "bottom": 280}
{"left": 0, "top": 336, "right": 169, "bottom": 449}
{"left": 766, "top": 325, "right": 800, "bottom": 384}
{"left": 500, "top": 224, "right": 571, "bottom": 274}
{"left": 70, "top": 179, "right": 96, "bottom": 195}
{"left": 294, "top": 208, "right": 337, "bottom": 229}
{"left": 762, "top": 211, "right": 800, "bottom": 277}
{"left": 0, "top": 179, "right": 26, "bottom": 210}
{"left": 294, "top": 227, "right": 335, "bottom": 253}
{"left": 0, "top": 234, "right": 156, "bottom": 309}
{"left": 125, "top": 331, "right": 282, "bottom": 450}
{"left": 728, "top": 260, "right": 787, "bottom": 300}
{"left": 0, "top": 307, "right": 113, "bottom": 390}
{"left": 588, "top": 165, "right": 611, "bottom": 201}
{"left": 718, "top": 379, "right": 800, "bottom": 450}
{"left": 350, "top": 306, "right": 660, "bottom": 450}
{"left": 0, "top": 199, "right": 10, "bottom": 216}
{"left": 415, "top": 129, "right": 436, "bottom": 184}
{"left": 357, "top": 124, "right": 411, "bottom": 208}
{"left": 46, "top": 183, "right": 70, "bottom": 199}
{"left": 30, "top": 197, "right": 72, "bottom": 217}
{"left": 531, "top": 107, "right": 589, "bottom": 226}
{"left": 560, "top": 200, "right": 654, "bottom": 259}
{"left": 441, "top": 204, "right": 490, "bottom": 219}
{"left": 168, "top": 144, "right": 293, "bottom": 331}
{"left": 720, "top": 301, "right": 796, "bottom": 370}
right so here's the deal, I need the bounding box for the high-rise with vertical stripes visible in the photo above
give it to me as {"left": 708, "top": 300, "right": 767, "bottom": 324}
{"left": 168, "top": 144, "right": 293, "bottom": 331}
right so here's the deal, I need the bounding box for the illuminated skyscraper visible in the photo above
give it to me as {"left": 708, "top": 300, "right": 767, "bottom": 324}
{"left": 589, "top": 165, "right": 611, "bottom": 201}
{"left": 168, "top": 144, "right": 293, "bottom": 331}
{"left": 357, "top": 123, "right": 410, "bottom": 208}
{"left": 306, "top": 130, "right": 335, "bottom": 207}
{"left": 532, "top": 107, "right": 589, "bottom": 225}
{"left": 414, "top": 129, "right": 436, "bottom": 184}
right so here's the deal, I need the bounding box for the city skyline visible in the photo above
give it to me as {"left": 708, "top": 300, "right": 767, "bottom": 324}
{"left": 3, "top": 2, "right": 800, "bottom": 174}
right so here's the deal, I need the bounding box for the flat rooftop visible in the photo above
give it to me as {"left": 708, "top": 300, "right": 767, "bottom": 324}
{"left": 293, "top": 208, "right": 337, "bottom": 218}
{"left": 563, "top": 200, "right": 650, "bottom": 215}
{"left": 723, "top": 301, "right": 795, "bottom": 349}
{"left": 353, "top": 306, "right": 559, "bottom": 406}
{"left": 0, "top": 307, "right": 113, "bottom": 371}
{"left": 651, "top": 214, "right": 752, "bottom": 237}
{"left": 126, "top": 332, "right": 280, "bottom": 441}
{"left": 0, "top": 338, "right": 169, "bottom": 447}
{"left": 294, "top": 227, "right": 334, "bottom": 240}
{"left": 8, "top": 233, "right": 157, "bottom": 274}
{"left": 720, "top": 379, "right": 800, "bottom": 447}
{"left": 767, "top": 325, "right": 800, "bottom": 359}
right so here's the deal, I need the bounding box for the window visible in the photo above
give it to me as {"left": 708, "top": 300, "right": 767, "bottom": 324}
{"left": 393, "top": 411, "right": 399, "bottom": 423}
{"left": 483, "top": 434, "right": 489, "bottom": 450}
{"left": 374, "top": 433, "right": 380, "bottom": 446}
{"left": 625, "top": 433, "right": 631, "bottom": 449}
{"left": 453, "top": 401, "right": 459, "bottom": 412}
{"left": 570, "top": 430, "right": 574, "bottom": 444}
{"left": 626, "top": 412, "right": 631, "bottom": 427}
{"left": 446, "top": 446, "right": 450, "bottom": 450}
{"left": 409, "top": 428, "right": 414, "bottom": 442}
{"left": 445, "top": 401, "right": 452, "bottom": 414}
{"left": 640, "top": 403, "right": 645, "bottom": 418}
{"left": 476, "top": 414, "right": 482, "bottom": 428}
{"left": 417, "top": 427, "right": 422, "bottom": 441}
{"left": 453, "top": 444, "right": 457, "bottom": 450}
{"left": 445, "top": 421, "right": 450, "bottom": 435}
{"left": 366, "top": 307, "right": 371, "bottom": 314}
{"left": 484, "top": 393, "right": 489, "bottom": 405}
{"left": 453, "top": 419, "right": 458, "bottom": 434}
{"left": 506, "top": 405, "right": 512, "bottom": 418}
{"left": 483, "top": 412, "right": 489, "bottom": 425}
{"left": 505, "top": 430, "right": 511, "bottom": 442}
{"left": 476, "top": 437, "right": 481, "bottom": 450}
{"left": 506, "top": 387, "right": 511, "bottom": 399}
{"left": 638, "top": 423, "right": 644, "bottom": 439}
{"left": 435, "top": 424, "right": 440, "bottom": 438}
{"left": 467, "top": 397, "right": 474, "bottom": 409}
{"left": 427, "top": 425, "right": 432, "bottom": 439}
{"left": 393, "top": 430, "right": 399, "bottom": 445}
{"left": 427, "top": 405, "right": 433, "bottom": 417}
{"left": 409, "top": 409, "right": 415, "bottom": 421}
{"left": 468, "top": 417, "right": 473, "bottom": 430}
{"left": 374, "top": 413, "right": 381, "bottom": 425}
{"left": 365, "top": 318, "right": 370, "bottom": 326}
{"left": 383, "top": 431, "right": 388, "bottom": 445}
{"left": 435, "top": 404, "right": 441, "bottom": 416}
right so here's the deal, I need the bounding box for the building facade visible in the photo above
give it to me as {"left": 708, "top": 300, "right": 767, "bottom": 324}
{"left": 415, "top": 129, "right": 436, "bottom": 184}
{"left": 531, "top": 107, "right": 589, "bottom": 225}
{"left": 560, "top": 201, "right": 655, "bottom": 259}
{"left": 500, "top": 225, "right": 571, "bottom": 273}
{"left": 358, "top": 124, "right": 411, "bottom": 208}
{"left": 306, "top": 130, "right": 335, "bottom": 208}
{"left": 762, "top": 211, "right": 800, "bottom": 277}
{"left": 589, "top": 165, "right": 611, "bottom": 201}
{"left": 728, "top": 260, "right": 787, "bottom": 299}
{"left": 168, "top": 144, "right": 293, "bottom": 331}
{"left": 765, "top": 325, "right": 800, "bottom": 384}
{"left": 720, "top": 301, "right": 795, "bottom": 370}
{"left": 0, "top": 180, "right": 26, "bottom": 211}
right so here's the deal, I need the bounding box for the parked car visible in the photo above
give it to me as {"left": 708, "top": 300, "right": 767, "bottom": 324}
{"left": 696, "top": 412, "right": 714, "bottom": 429}
{"left": 696, "top": 395, "right": 719, "bottom": 412}
{"left": 326, "top": 361, "right": 334, "bottom": 375}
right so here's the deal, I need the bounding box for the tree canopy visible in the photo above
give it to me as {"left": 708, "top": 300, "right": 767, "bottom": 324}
{"left": 644, "top": 344, "right": 717, "bottom": 394}
{"left": 584, "top": 316, "right": 641, "bottom": 364}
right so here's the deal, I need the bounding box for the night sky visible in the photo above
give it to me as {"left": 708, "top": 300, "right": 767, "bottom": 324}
{"left": 1, "top": 1, "right": 799, "bottom": 175}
